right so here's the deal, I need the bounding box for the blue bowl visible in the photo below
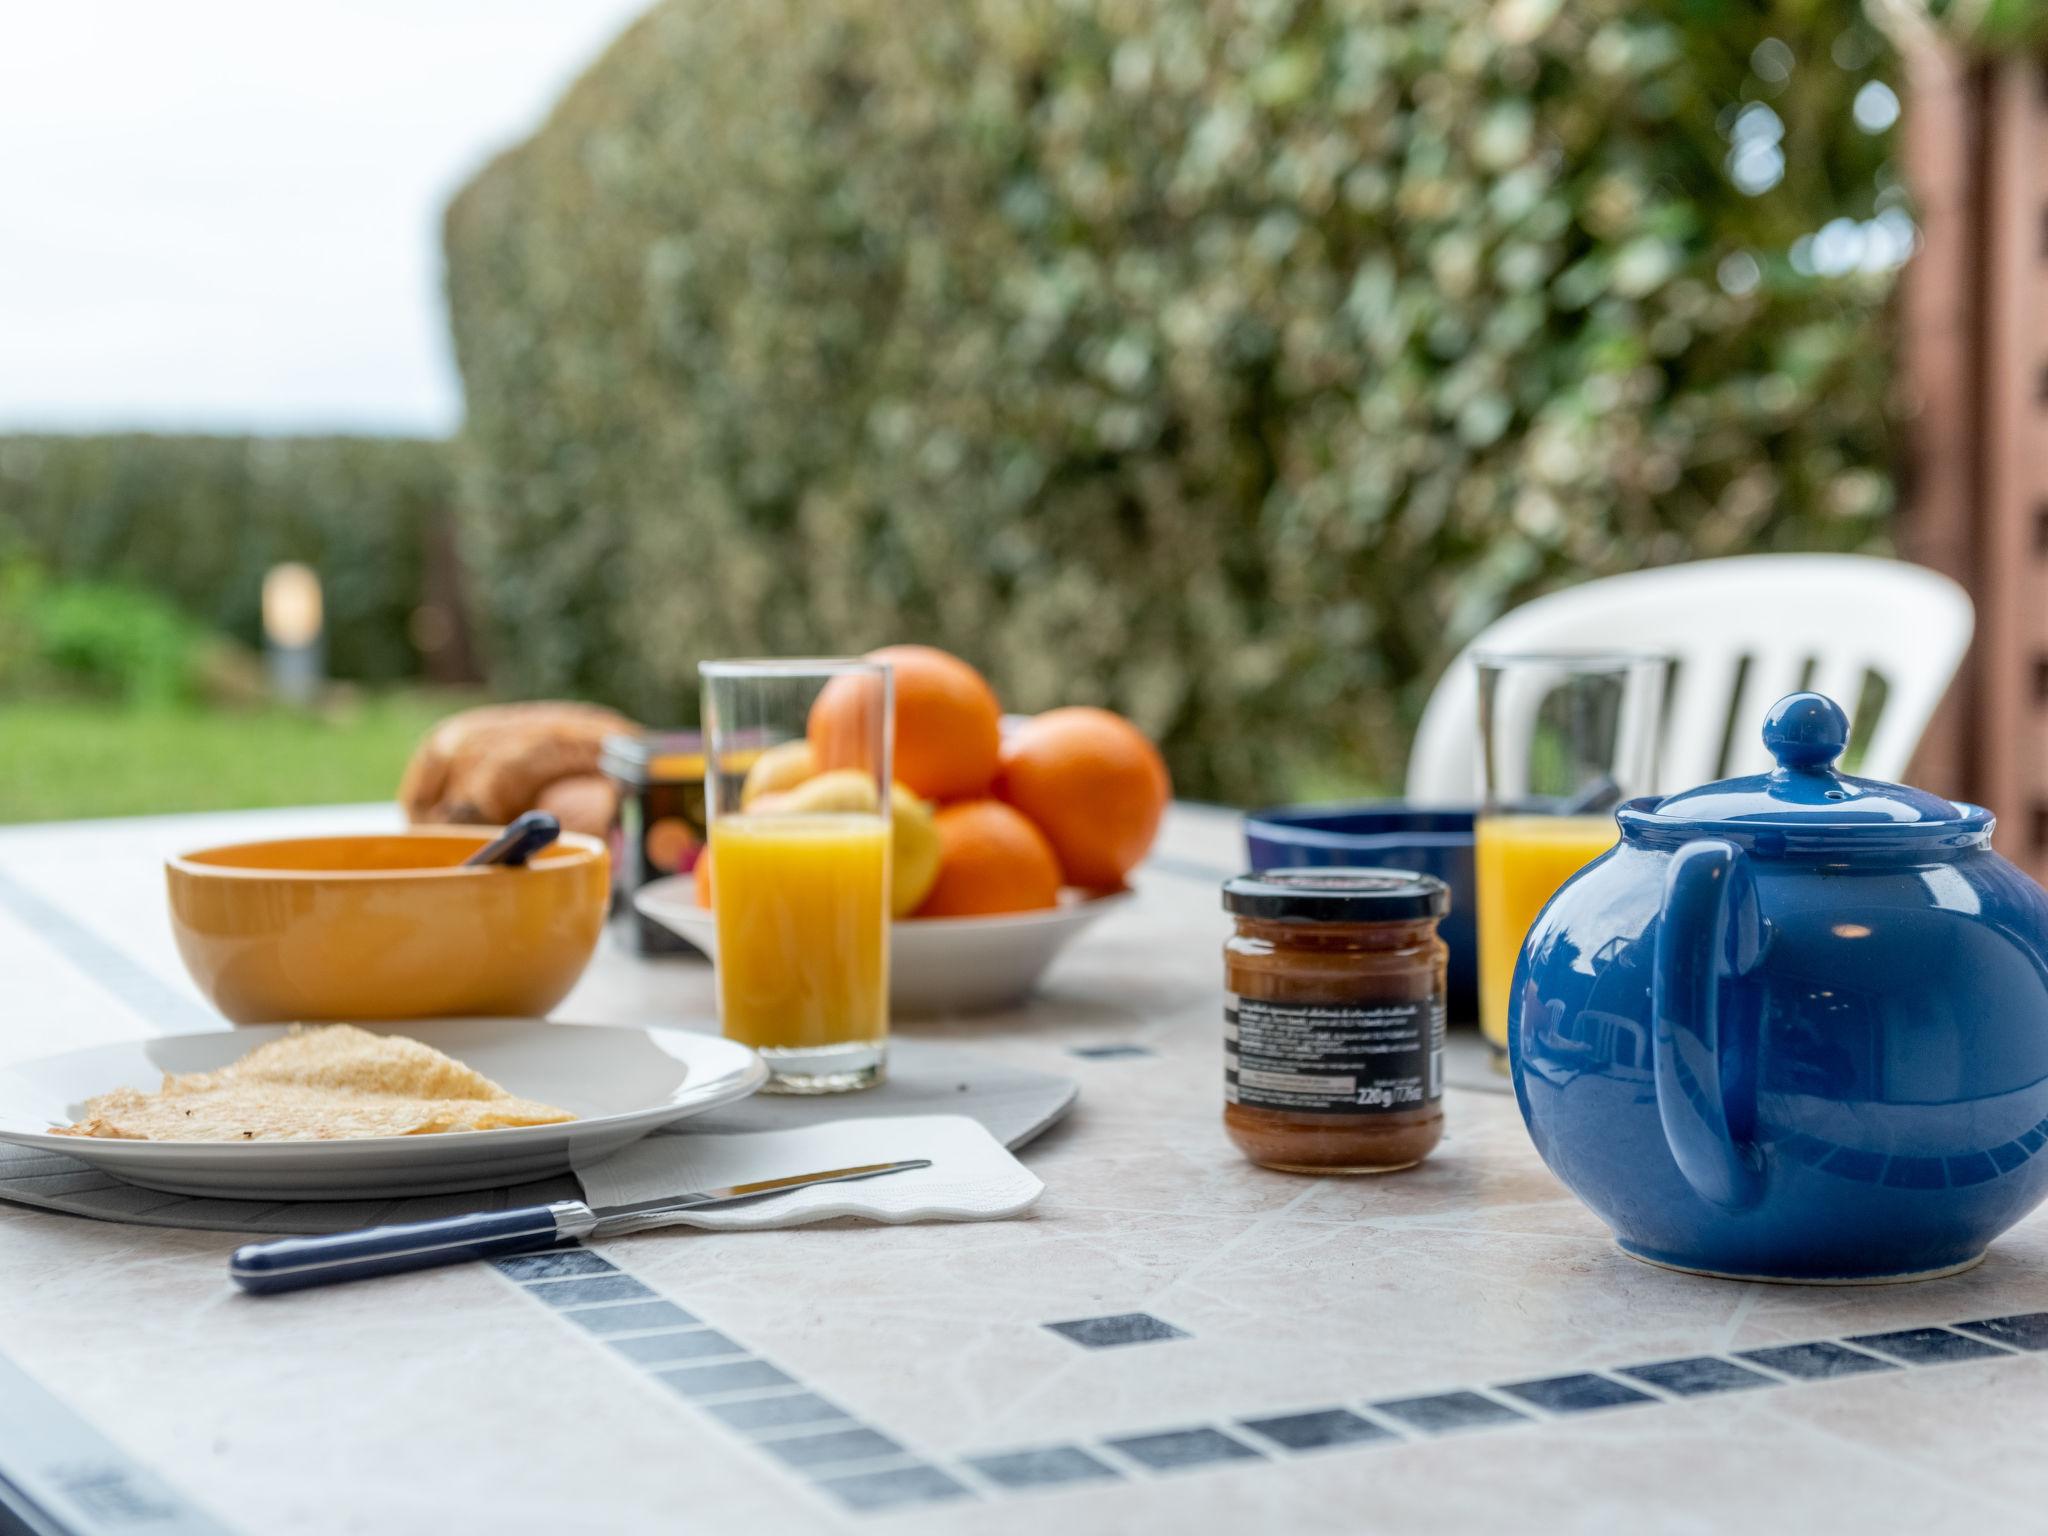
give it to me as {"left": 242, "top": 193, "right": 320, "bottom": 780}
{"left": 1242, "top": 802, "right": 1478, "bottom": 1022}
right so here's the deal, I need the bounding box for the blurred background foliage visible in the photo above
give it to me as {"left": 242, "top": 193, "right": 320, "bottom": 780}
{"left": 0, "top": 434, "right": 453, "bottom": 684}
{"left": 0, "top": 564, "right": 216, "bottom": 706}
{"left": 0, "top": 0, "right": 1945, "bottom": 813}
{"left": 444, "top": 0, "right": 1907, "bottom": 802}
{"left": 1910, "top": 0, "right": 2048, "bottom": 49}
{"left": 0, "top": 435, "right": 464, "bottom": 820}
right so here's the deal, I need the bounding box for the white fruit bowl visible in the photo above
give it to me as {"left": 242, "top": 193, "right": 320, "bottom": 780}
{"left": 634, "top": 877, "right": 1133, "bottom": 1017}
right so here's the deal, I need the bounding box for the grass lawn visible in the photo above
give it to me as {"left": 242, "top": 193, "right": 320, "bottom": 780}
{"left": 0, "top": 693, "right": 471, "bottom": 823}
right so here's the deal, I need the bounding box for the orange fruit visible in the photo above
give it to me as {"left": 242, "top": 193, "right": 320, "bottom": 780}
{"left": 809, "top": 644, "right": 1001, "bottom": 803}
{"left": 994, "top": 707, "right": 1170, "bottom": 888}
{"left": 915, "top": 800, "right": 1062, "bottom": 917}
{"left": 692, "top": 847, "right": 714, "bottom": 909}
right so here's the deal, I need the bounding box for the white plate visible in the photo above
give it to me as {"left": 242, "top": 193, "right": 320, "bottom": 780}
{"left": 636, "top": 879, "right": 1133, "bottom": 1016}
{"left": 0, "top": 1019, "right": 767, "bottom": 1200}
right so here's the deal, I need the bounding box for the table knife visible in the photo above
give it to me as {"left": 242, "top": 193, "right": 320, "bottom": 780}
{"left": 228, "top": 1159, "right": 932, "bottom": 1295}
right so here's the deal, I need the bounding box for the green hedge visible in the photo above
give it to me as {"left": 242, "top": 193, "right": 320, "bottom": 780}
{"left": 0, "top": 434, "right": 455, "bottom": 682}
{"left": 1921, "top": 0, "right": 2048, "bottom": 50}
{"left": 446, "top": 0, "right": 1900, "bottom": 801}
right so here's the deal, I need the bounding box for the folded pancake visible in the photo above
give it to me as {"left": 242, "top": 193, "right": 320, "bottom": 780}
{"left": 58, "top": 1024, "right": 575, "bottom": 1141}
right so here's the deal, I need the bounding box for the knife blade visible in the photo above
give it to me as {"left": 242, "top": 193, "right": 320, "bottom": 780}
{"left": 586, "top": 1159, "right": 933, "bottom": 1236}
{"left": 229, "top": 1158, "right": 933, "bottom": 1295}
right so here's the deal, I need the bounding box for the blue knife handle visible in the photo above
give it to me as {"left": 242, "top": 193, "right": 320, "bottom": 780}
{"left": 230, "top": 1202, "right": 587, "bottom": 1295}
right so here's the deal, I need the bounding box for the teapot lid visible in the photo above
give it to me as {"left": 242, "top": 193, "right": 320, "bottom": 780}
{"left": 1622, "top": 693, "right": 1986, "bottom": 852}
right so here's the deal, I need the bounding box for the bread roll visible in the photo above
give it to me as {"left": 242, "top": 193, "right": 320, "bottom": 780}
{"left": 533, "top": 773, "right": 619, "bottom": 840}
{"left": 399, "top": 701, "right": 637, "bottom": 831}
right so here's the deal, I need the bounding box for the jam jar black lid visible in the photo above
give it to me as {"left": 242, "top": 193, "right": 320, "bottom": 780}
{"left": 598, "top": 731, "right": 706, "bottom": 786}
{"left": 1223, "top": 868, "right": 1450, "bottom": 923}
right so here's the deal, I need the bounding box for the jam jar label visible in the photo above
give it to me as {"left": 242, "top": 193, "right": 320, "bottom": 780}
{"left": 1224, "top": 994, "right": 1444, "bottom": 1114}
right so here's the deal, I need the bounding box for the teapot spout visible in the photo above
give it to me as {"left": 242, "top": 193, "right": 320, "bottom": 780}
{"left": 1652, "top": 839, "right": 1768, "bottom": 1210}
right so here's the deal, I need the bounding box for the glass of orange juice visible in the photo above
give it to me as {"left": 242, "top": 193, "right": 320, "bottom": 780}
{"left": 1475, "top": 650, "right": 1666, "bottom": 1066}
{"left": 700, "top": 658, "right": 893, "bottom": 1094}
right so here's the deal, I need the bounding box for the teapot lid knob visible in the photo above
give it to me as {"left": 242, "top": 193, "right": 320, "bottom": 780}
{"left": 1762, "top": 692, "right": 1848, "bottom": 772}
{"left": 1635, "top": 688, "right": 1974, "bottom": 838}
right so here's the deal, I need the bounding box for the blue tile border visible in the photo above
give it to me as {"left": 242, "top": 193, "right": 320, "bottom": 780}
{"left": 1954, "top": 1311, "right": 2048, "bottom": 1351}
{"left": 965, "top": 1446, "right": 1124, "bottom": 1489}
{"left": 1497, "top": 1373, "right": 1656, "bottom": 1414}
{"left": 492, "top": 1249, "right": 972, "bottom": 1516}
{"left": 1105, "top": 1426, "right": 1265, "bottom": 1472}
{"left": 1238, "top": 1408, "right": 1396, "bottom": 1453}
{"left": 1844, "top": 1327, "right": 2014, "bottom": 1367}
{"left": 1616, "top": 1356, "right": 1777, "bottom": 1398}
{"left": 492, "top": 1243, "right": 2048, "bottom": 1512}
{"left": 0, "top": 867, "right": 225, "bottom": 1036}
{"left": 760, "top": 1427, "right": 907, "bottom": 1472}
{"left": 566, "top": 1299, "right": 699, "bottom": 1336}
{"left": 526, "top": 1274, "right": 654, "bottom": 1307}
{"left": 1371, "top": 1390, "right": 1529, "bottom": 1435}
{"left": 1044, "top": 1312, "right": 1188, "bottom": 1349}
{"left": 704, "top": 1392, "right": 855, "bottom": 1435}
{"left": 812, "top": 1465, "right": 974, "bottom": 1513}
{"left": 1734, "top": 1341, "right": 1896, "bottom": 1380}
{"left": 609, "top": 1328, "right": 747, "bottom": 1366}
{"left": 655, "top": 1359, "right": 796, "bottom": 1398}
{"left": 493, "top": 1249, "right": 613, "bottom": 1281}
{"left": 0, "top": 1348, "right": 237, "bottom": 1536}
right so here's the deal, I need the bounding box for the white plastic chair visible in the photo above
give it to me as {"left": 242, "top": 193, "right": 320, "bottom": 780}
{"left": 1405, "top": 555, "right": 1974, "bottom": 803}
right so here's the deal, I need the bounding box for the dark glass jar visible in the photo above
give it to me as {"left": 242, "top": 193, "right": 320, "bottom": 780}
{"left": 1222, "top": 870, "right": 1450, "bottom": 1174}
{"left": 600, "top": 732, "right": 711, "bottom": 956}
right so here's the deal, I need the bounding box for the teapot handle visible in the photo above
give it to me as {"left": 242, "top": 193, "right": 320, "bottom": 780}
{"left": 1652, "top": 839, "right": 1767, "bottom": 1210}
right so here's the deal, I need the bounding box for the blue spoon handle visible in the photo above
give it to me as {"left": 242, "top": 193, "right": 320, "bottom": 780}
{"left": 230, "top": 1202, "right": 592, "bottom": 1294}
{"left": 462, "top": 811, "right": 562, "bottom": 868}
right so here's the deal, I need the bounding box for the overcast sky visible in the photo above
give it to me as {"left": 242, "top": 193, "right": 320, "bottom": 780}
{"left": 0, "top": 1, "right": 647, "bottom": 437}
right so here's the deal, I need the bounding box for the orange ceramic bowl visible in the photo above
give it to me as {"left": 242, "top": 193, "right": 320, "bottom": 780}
{"left": 165, "top": 829, "right": 610, "bottom": 1024}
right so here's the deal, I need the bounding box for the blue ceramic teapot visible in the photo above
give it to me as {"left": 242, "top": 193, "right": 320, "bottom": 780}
{"left": 1511, "top": 692, "right": 2048, "bottom": 1282}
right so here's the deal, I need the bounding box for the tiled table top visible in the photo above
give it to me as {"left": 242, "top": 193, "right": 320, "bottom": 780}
{"left": 3, "top": 803, "right": 2048, "bottom": 1534}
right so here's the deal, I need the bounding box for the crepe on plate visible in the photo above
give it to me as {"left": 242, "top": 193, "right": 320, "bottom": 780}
{"left": 56, "top": 1024, "right": 575, "bottom": 1142}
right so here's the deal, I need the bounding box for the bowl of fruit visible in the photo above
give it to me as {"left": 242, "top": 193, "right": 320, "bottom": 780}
{"left": 635, "top": 645, "right": 1165, "bottom": 1015}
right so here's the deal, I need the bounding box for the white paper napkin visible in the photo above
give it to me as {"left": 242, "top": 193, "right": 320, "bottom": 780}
{"left": 574, "top": 1114, "right": 1043, "bottom": 1231}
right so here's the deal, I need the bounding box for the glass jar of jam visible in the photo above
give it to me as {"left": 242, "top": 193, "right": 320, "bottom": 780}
{"left": 1223, "top": 869, "right": 1449, "bottom": 1174}
{"left": 600, "top": 732, "right": 711, "bottom": 957}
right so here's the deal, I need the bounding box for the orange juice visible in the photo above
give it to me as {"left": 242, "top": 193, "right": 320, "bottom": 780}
{"left": 1475, "top": 814, "right": 1617, "bottom": 1057}
{"left": 709, "top": 813, "right": 889, "bottom": 1053}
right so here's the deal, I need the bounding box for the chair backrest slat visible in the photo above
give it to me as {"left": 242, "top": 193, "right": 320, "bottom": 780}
{"left": 1405, "top": 556, "right": 1975, "bottom": 804}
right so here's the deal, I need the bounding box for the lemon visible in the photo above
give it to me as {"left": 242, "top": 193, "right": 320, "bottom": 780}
{"left": 889, "top": 785, "right": 943, "bottom": 917}
{"left": 745, "top": 769, "right": 938, "bottom": 917}
{"left": 739, "top": 739, "right": 819, "bottom": 807}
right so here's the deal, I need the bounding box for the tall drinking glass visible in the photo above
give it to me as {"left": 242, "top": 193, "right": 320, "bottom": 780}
{"left": 701, "top": 658, "right": 893, "bottom": 1094}
{"left": 1475, "top": 651, "right": 1667, "bottom": 1064}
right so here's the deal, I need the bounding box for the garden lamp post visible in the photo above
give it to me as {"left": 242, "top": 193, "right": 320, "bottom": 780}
{"left": 262, "top": 562, "right": 325, "bottom": 707}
